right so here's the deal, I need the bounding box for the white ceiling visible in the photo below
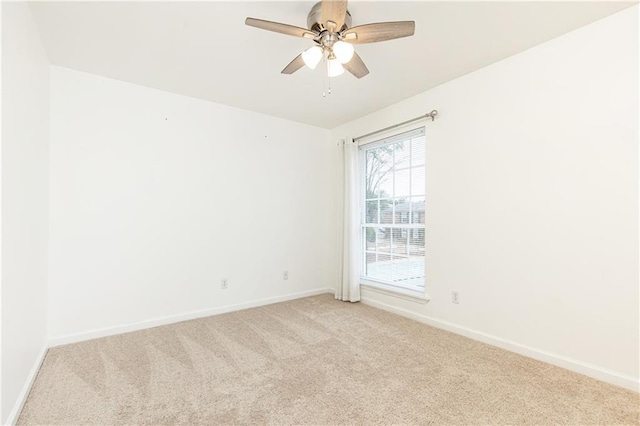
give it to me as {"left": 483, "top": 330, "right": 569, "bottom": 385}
{"left": 29, "top": 1, "right": 635, "bottom": 129}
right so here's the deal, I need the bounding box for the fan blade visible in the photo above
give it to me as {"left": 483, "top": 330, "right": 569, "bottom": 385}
{"left": 245, "top": 17, "right": 317, "bottom": 39}
{"left": 321, "top": 0, "right": 348, "bottom": 32}
{"left": 281, "top": 54, "right": 306, "bottom": 74}
{"left": 343, "top": 52, "right": 369, "bottom": 79}
{"left": 342, "top": 21, "right": 415, "bottom": 44}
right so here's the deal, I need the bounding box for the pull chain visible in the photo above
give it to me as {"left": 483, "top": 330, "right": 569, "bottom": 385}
{"left": 324, "top": 57, "right": 332, "bottom": 97}
{"left": 322, "top": 56, "right": 328, "bottom": 97}
{"left": 327, "top": 54, "right": 332, "bottom": 95}
{"left": 321, "top": 52, "right": 335, "bottom": 97}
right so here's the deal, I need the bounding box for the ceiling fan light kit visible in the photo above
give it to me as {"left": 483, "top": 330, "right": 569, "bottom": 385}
{"left": 333, "top": 41, "right": 354, "bottom": 64}
{"left": 302, "top": 46, "right": 323, "bottom": 69}
{"left": 327, "top": 57, "right": 345, "bottom": 77}
{"left": 245, "top": 0, "right": 415, "bottom": 84}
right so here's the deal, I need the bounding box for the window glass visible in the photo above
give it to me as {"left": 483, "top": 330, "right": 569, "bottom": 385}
{"left": 360, "top": 128, "right": 426, "bottom": 291}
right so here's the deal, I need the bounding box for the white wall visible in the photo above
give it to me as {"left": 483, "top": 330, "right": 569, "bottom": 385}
{"left": 1, "top": 2, "right": 50, "bottom": 423}
{"left": 48, "top": 66, "right": 338, "bottom": 341}
{"left": 332, "top": 6, "right": 639, "bottom": 390}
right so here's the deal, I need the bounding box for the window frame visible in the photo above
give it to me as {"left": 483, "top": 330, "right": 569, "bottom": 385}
{"left": 358, "top": 126, "right": 427, "bottom": 298}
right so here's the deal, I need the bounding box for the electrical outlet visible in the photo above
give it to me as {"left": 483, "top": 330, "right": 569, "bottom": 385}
{"left": 451, "top": 291, "right": 459, "bottom": 304}
{"left": 221, "top": 279, "right": 228, "bottom": 289}
{"left": 283, "top": 271, "right": 289, "bottom": 280}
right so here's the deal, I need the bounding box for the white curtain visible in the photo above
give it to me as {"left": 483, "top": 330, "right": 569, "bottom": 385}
{"left": 336, "top": 138, "right": 361, "bottom": 302}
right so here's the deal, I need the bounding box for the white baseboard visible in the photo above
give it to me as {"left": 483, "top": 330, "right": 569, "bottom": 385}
{"left": 49, "top": 287, "right": 335, "bottom": 347}
{"left": 5, "top": 345, "right": 48, "bottom": 426}
{"left": 360, "top": 297, "right": 640, "bottom": 393}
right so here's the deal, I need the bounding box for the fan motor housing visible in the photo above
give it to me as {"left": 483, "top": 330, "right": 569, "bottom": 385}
{"left": 307, "top": 2, "right": 352, "bottom": 32}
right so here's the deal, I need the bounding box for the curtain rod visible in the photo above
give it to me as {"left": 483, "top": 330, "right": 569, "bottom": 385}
{"left": 353, "top": 110, "right": 438, "bottom": 142}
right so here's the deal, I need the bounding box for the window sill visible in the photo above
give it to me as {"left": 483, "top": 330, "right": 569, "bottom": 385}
{"left": 360, "top": 280, "right": 430, "bottom": 304}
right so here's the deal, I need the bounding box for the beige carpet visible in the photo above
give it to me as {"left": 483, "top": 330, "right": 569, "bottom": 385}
{"left": 18, "top": 294, "right": 639, "bottom": 425}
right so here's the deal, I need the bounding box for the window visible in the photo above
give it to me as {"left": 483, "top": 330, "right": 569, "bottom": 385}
{"left": 360, "top": 127, "right": 425, "bottom": 293}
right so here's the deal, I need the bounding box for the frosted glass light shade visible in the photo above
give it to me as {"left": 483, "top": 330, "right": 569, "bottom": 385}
{"left": 333, "top": 41, "right": 354, "bottom": 64}
{"left": 302, "top": 46, "right": 323, "bottom": 69}
{"left": 327, "top": 58, "right": 344, "bottom": 77}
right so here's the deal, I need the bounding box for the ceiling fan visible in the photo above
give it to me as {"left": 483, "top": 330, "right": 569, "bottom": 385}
{"left": 245, "top": 0, "right": 415, "bottom": 79}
